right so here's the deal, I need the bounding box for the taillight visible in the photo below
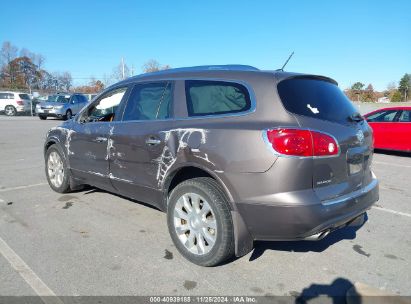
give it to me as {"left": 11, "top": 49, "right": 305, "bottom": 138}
{"left": 16, "top": 100, "right": 24, "bottom": 105}
{"left": 265, "top": 128, "right": 339, "bottom": 157}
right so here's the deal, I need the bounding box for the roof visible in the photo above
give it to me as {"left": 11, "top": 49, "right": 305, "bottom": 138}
{"left": 0, "top": 91, "right": 28, "bottom": 94}
{"left": 112, "top": 64, "right": 338, "bottom": 88}
{"left": 367, "top": 106, "right": 411, "bottom": 113}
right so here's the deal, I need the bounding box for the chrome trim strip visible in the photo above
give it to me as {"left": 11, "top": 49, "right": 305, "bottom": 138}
{"left": 321, "top": 177, "right": 378, "bottom": 206}
{"left": 76, "top": 78, "right": 257, "bottom": 124}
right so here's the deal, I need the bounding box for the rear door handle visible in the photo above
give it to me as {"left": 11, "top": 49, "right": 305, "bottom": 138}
{"left": 145, "top": 138, "right": 161, "bottom": 146}
{"left": 95, "top": 137, "right": 108, "bottom": 143}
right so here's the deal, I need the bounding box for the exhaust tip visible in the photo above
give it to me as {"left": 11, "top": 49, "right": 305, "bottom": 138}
{"left": 304, "top": 229, "right": 330, "bottom": 241}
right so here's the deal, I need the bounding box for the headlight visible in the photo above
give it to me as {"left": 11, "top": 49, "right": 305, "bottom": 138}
{"left": 54, "top": 105, "right": 64, "bottom": 109}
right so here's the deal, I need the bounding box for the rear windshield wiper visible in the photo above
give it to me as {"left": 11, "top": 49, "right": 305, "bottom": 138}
{"left": 348, "top": 112, "right": 364, "bottom": 122}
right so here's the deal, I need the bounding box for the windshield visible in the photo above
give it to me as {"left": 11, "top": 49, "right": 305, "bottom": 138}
{"left": 47, "top": 95, "right": 70, "bottom": 103}
{"left": 277, "top": 77, "right": 359, "bottom": 124}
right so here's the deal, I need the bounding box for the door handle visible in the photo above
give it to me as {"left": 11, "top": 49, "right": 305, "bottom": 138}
{"left": 145, "top": 138, "right": 161, "bottom": 146}
{"left": 95, "top": 137, "right": 108, "bottom": 143}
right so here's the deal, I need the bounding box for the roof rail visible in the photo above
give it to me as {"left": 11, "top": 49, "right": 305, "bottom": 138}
{"left": 138, "top": 65, "right": 259, "bottom": 76}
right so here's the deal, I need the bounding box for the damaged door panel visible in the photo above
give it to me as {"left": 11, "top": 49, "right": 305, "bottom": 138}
{"left": 68, "top": 122, "right": 115, "bottom": 191}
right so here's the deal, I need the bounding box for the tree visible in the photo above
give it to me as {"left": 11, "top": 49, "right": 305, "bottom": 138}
{"left": 142, "top": 59, "right": 171, "bottom": 73}
{"left": 59, "top": 72, "right": 72, "bottom": 91}
{"left": 14, "top": 56, "right": 38, "bottom": 91}
{"left": 73, "top": 79, "right": 105, "bottom": 93}
{"left": 391, "top": 90, "right": 402, "bottom": 102}
{"left": 1, "top": 41, "right": 18, "bottom": 87}
{"left": 345, "top": 82, "right": 365, "bottom": 101}
{"left": 351, "top": 82, "right": 365, "bottom": 91}
{"left": 111, "top": 62, "right": 130, "bottom": 81}
{"left": 362, "top": 84, "right": 376, "bottom": 102}
{"left": 398, "top": 73, "right": 411, "bottom": 102}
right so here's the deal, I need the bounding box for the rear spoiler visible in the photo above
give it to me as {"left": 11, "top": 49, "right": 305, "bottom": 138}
{"left": 281, "top": 75, "right": 338, "bottom": 86}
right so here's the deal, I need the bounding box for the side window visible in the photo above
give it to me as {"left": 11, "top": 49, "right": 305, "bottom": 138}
{"left": 80, "top": 95, "right": 88, "bottom": 103}
{"left": 366, "top": 110, "right": 398, "bottom": 122}
{"left": 71, "top": 95, "right": 79, "bottom": 103}
{"left": 0, "top": 93, "right": 6, "bottom": 99}
{"left": 80, "top": 87, "right": 127, "bottom": 123}
{"left": 8, "top": 93, "right": 14, "bottom": 99}
{"left": 122, "top": 82, "right": 172, "bottom": 121}
{"left": 185, "top": 80, "right": 251, "bottom": 117}
{"left": 399, "top": 110, "right": 411, "bottom": 122}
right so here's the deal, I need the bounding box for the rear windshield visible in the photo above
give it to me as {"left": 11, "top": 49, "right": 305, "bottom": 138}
{"left": 19, "top": 94, "right": 30, "bottom": 100}
{"left": 277, "top": 78, "right": 358, "bottom": 124}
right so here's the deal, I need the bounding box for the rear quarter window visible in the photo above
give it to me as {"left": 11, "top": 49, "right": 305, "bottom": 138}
{"left": 185, "top": 80, "right": 251, "bottom": 117}
{"left": 277, "top": 78, "right": 358, "bottom": 124}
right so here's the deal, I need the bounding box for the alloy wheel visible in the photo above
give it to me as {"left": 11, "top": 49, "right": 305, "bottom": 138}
{"left": 5, "top": 106, "right": 16, "bottom": 116}
{"left": 173, "top": 192, "right": 217, "bottom": 255}
{"left": 47, "top": 151, "right": 64, "bottom": 188}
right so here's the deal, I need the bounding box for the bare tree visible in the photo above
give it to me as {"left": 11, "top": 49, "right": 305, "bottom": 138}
{"left": 1, "top": 41, "right": 18, "bottom": 86}
{"left": 59, "top": 71, "right": 72, "bottom": 92}
{"left": 111, "top": 62, "right": 130, "bottom": 81}
{"left": 34, "top": 54, "right": 45, "bottom": 70}
{"left": 142, "top": 59, "right": 161, "bottom": 73}
{"left": 1, "top": 41, "right": 18, "bottom": 67}
{"left": 102, "top": 73, "right": 114, "bottom": 87}
{"left": 19, "top": 48, "right": 35, "bottom": 61}
{"left": 142, "top": 59, "right": 171, "bottom": 73}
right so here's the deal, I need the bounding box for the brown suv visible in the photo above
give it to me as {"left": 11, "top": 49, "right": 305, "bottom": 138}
{"left": 44, "top": 65, "right": 379, "bottom": 266}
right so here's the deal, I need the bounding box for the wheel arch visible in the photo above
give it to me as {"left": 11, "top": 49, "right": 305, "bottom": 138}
{"left": 44, "top": 137, "right": 63, "bottom": 157}
{"left": 161, "top": 164, "right": 235, "bottom": 211}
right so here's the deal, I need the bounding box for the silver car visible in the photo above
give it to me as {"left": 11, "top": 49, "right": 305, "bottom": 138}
{"left": 36, "top": 93, "right": 89, "bottom": 120}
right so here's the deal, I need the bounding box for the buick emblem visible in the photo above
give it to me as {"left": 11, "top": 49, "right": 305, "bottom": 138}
{"left": 356, "top": 130, "right": 364, "bottom": 144}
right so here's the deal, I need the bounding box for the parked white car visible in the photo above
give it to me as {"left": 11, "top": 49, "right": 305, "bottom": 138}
{"left": 0, "top": 91, "right": 31, "bottom": 116}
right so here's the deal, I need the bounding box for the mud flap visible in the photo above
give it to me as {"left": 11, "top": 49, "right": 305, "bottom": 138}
{"left": 231, "top": 211, "right": 254, "bottom": 257}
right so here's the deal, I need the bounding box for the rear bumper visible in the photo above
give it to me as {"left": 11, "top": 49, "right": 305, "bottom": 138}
{"left": 16, "top": 105, "right": 31, "bottom": 112}
{"left": 236, "top": 176, "right": 378, "bottom": 241}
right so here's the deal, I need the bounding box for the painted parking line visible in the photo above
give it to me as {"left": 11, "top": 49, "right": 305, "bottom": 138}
{"left": 373, "top": 161, "right": 411, "bottom": 168}
{"left": 0, "top": 183, "right": 48, "bottom": 193}
{"left": 372, "top": 206, "right": 411, "bottom": 218}
{"left": 0, "top": 236, "right": 64, "bottom": 304}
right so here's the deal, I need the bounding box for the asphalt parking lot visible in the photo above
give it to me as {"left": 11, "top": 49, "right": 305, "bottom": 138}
{"left": 0, "top": 116, "right": 410, "bottom": 300}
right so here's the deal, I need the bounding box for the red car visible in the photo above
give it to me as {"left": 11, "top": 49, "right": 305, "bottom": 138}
{"left": 364, "top": 106, "right": 411, "bottom": 152}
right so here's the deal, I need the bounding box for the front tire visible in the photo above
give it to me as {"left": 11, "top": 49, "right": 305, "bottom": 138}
{"left": 65, "top": 110, "right": 72, "bottom": 120}
{"left": 4, "top": 105, "right": 17, "bottom": 116}
{"left": 45, "top": 144, "right": 71, "bottom": 193}
{"left": 167, "top": 177, "right": 234, "bottom": 266}
{"left": 39, "top": 115, "right": 47, "bottom": 120}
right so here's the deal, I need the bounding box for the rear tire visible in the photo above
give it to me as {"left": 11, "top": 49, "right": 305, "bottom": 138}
{"left": 167, "top": 177, "right": 234, "bottom": 266}
{"left": 45, "top": 144, "right": 71, "bottom": 193}
{"left": 39, "top": 115, "right": 47, "bottom": 120}
{"left": 4, "top": 105, "right": 17, "bottom": 116}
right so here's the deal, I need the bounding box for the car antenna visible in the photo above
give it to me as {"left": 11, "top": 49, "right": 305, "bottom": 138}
{"left": 277, "top": 51, "right": 294, "bottom": 71}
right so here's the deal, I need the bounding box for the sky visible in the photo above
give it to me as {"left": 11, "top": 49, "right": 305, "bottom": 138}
{"left": 1, "top": 0, "right": 410, "bottom": 90}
